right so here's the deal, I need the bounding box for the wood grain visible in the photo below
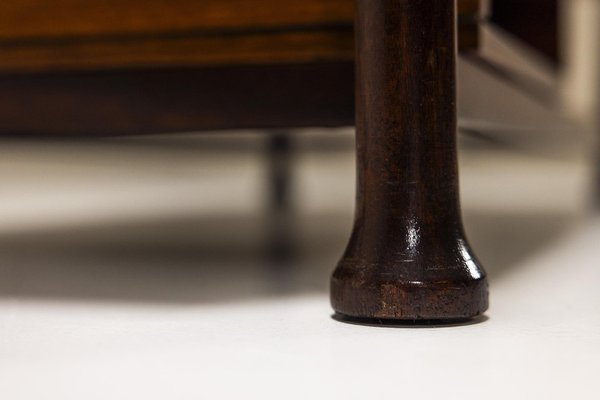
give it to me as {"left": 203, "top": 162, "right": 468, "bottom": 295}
{"left": 331, "top": 0, "right": 488, "bottom": 321}
{"left": 0, "top": 0, "right": 354, "bottom": 39}
{"left": 0, "top": 29, "right": 354, "bottom": 73}
{"left": 0, "top": 0, "right": 479, "bottom": 72}
{"left": 1, "top": 0, "right": 478, "bottom": 39}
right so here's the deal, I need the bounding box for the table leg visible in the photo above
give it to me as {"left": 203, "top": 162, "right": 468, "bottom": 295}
{"left": 331, "top": 0, "right": 488, "bottom": 321}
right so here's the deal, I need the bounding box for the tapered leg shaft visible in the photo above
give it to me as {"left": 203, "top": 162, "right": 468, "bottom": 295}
{"left": 331, "top": 0, "right": 488, "bottom": 320}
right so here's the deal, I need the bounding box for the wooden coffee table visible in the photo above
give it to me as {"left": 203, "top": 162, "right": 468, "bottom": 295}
{"left": 0, "top": 0, "right": 488, "bottom": 321}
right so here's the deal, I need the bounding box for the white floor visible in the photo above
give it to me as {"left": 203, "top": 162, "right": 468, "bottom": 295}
{"left": 0, "top": 130, "right": 598, "bottom": 399}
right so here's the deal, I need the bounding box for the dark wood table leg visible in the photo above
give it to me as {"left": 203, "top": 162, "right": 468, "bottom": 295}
{"left": 331, "top": 0, "right": 488, "bottom": 321}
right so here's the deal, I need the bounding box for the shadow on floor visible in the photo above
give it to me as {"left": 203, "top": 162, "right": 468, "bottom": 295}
{"left": 0, "top": 209, "right": 576, "bottom": 304}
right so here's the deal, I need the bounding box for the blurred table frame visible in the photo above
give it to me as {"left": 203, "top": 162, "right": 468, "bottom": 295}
{"left": 0, "top": 0, "right": 479, "bottom": 136}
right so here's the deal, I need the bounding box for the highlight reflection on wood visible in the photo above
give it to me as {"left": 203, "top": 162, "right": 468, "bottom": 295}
{"left": 331, "top": 0, "right": 488, "bottom": 321}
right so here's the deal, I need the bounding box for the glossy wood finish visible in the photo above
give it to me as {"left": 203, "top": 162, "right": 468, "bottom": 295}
{"left": 331, "top": 0, "right": 488, "bottom": 321}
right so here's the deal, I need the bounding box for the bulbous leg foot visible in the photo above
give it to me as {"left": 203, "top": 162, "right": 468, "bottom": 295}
{"left": 331, "top": 261, "right": 488, "bottom": 321}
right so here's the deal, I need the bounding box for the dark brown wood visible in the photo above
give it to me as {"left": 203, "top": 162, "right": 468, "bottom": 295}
{"left": 0, "top": 63, "right": 355, "bottom": 136}
{"left": 0, "top": 29, "right": 355, "bottom": 73}
{"left": 0, "top": 0, "right": 480, "bottom": 136}
{"left": 0, "top": 0, "right": 478, "bottom": 73}
{"left": 331, "top": 0, "right": 488, "bottom": 321}
{"left": 491, "top": 0, "right": 559, "bottom": 64}
{"left": 1, "top": 0, "right": 480, "bottom": 40}
{"left": 0, "top": 0, "right": 355, "bottom": 39}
